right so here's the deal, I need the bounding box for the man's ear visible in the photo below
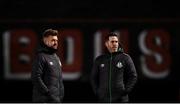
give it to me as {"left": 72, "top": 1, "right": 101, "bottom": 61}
{"left": 43, "top": 37, "right": 48, "bottom": 45}
{"left": 105, "top": 41, "right": 108, "bottom": 48}
{"left": 43, "top": 38, "right": 46, "bottom": 43}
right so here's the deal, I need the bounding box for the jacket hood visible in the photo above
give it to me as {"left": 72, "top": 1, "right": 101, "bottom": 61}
{"left": 117, "top": 43, "right": 124, "bottom": 53}
{"left": 37, "top": 41, "right": 57, "bottom": 54}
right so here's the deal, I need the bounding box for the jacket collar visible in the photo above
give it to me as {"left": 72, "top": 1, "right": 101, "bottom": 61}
{"left": 105, "top": 43, "right": 124, "bottom": 55}
{"left": 37, "top": 42, "right": 57, "bottom": 54}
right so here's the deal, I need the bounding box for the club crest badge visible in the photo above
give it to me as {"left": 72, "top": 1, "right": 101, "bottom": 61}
{"left": 116, "top": 62, "right": 123, "bottom": 68}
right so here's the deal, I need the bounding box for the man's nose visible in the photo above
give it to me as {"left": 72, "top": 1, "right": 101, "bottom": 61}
{"left": 113, "top": 43, "right": 117, "bottom": 45}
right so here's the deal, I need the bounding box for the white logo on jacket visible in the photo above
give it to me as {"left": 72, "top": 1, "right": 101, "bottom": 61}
{"left": 100, "top": 64, "right": 105, "bottom": 68}
{"left": 59, "top": 61, "right": 62, "bottom": 67}
{"left": 49, "top": 62, "right": 53, "bottom": 65}
{"left": 116, "top": 62, "right": 123, "bottom": 68}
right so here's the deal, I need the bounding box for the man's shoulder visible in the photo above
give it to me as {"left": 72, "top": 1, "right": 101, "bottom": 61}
{"left": 95, "top": 54, "right": 107, "bottom": 61}
{"left": 36, "top": 52, "right": 45, "bottom": 56}
{"left": 123, "top": 53, "right": 130, "bottom": 56}
{"left": 35, "top": 52, "right": 49, "bottom": 60}
{"left": 116, "top": 52, "right": 132, "bottom": 60}
{"left": 120, "top": 53, "right": 134, "bottom": 62}
{"left": 118, "top": 52, "right": 130, "bottom": 57}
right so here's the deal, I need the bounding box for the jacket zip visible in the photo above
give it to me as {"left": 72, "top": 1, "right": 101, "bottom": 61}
{"left": 109, "top": 53, "right": 112, "bottom": 103}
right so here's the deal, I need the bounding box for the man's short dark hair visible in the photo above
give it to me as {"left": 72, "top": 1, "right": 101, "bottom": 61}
{"left": 43, "top": 29, "right": 59, "bottom": 37}
{"left": 105, "top": 32, "right": 118, "bottom": 42}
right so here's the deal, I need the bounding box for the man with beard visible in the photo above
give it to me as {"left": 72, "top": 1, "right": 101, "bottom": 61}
{"left": 91, "top": 32, "right": 137, "bottom": 103}
{"left": 31, "top": 29, "right": 64, "bottom": 102}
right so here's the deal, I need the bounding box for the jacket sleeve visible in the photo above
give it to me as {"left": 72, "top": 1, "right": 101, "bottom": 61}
{"left": 31, "top": 54, "right": 49, "bottom": 94}
{"left": 90, "top": 58, "right": 99, "bottom": 95}
{"left": 124, "top": 54, "right": 137, "bottom": 94}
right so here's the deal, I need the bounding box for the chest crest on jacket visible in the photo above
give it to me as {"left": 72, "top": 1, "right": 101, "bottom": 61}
{"left": 116, "top": 61, "right": 123, "bottom": 68}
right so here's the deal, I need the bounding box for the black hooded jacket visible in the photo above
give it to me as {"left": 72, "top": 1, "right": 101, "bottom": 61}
{"left": 31, "top": 43, "right": 64, "bottom": 102}
{"left": 91, "top": 46, "right": 137, "bottom": 102}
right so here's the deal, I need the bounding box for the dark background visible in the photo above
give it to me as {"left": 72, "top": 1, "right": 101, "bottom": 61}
{"left": 0, "top": 0, "right": 180, "bottom": 103}
{"left": 0, "top": 0, "right": 180, "bottom": 18}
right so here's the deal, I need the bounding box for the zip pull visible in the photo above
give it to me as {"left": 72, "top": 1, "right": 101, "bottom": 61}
{"left": 109, "top": 53, "right": 113, "bottom": 102}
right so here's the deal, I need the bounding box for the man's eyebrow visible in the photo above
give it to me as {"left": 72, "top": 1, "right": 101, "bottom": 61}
{"left": 52, "top": 39, "right": 58, "bottom": 40}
